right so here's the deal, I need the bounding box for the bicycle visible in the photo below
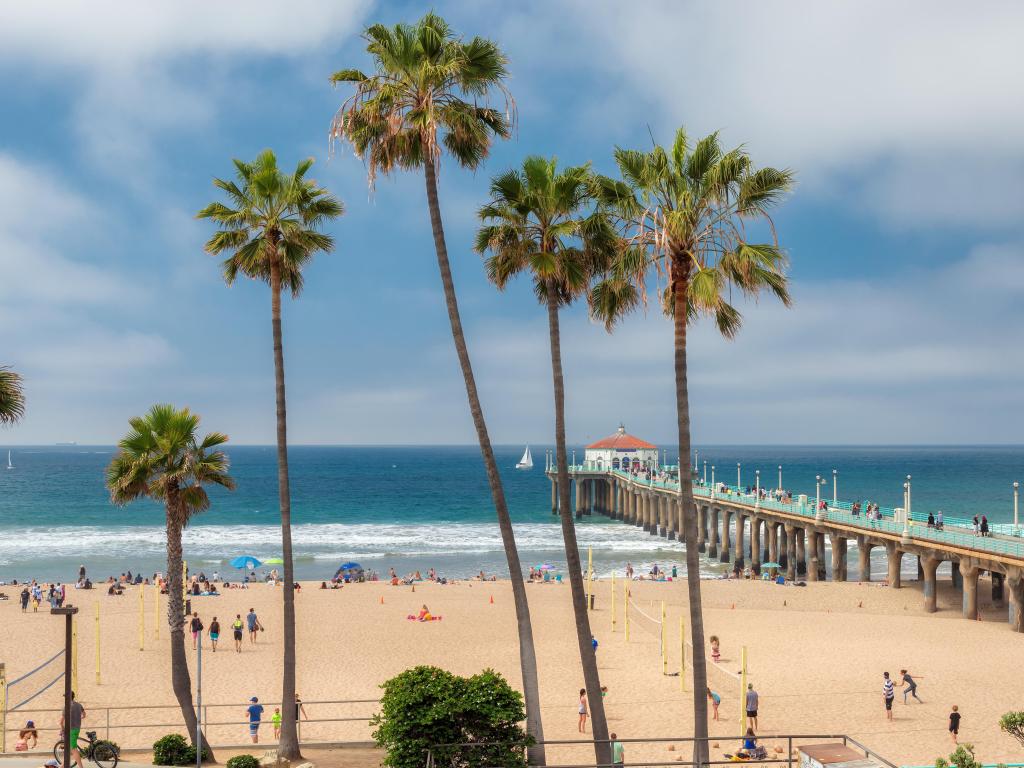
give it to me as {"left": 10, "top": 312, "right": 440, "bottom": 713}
{"left": 54, "top": 730, "right": 119, "bottom": 768}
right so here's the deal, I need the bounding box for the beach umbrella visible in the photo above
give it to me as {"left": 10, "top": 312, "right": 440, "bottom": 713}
{"left": 536, "top": 563, "right": 556, "bottom": 570}
{"left": 230, "top": 555, "right": 262, "bottom": 569}
{"left": 338, "top": 561, "right": 361, "bottom": 571}
{"left": 760, "top": 562, "right": 781, "bottom": 568}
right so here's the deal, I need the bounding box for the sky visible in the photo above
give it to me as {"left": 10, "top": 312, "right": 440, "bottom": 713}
{"left": 1, "top": 0, "right": 1023, "bottom": 446}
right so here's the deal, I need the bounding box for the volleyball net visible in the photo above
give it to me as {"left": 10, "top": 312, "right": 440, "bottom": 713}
{"left": 0, "top": 647, "right": 67, "bottom": 752}
{"left": 612, "top": 576, "right": 750, "bottom": 732}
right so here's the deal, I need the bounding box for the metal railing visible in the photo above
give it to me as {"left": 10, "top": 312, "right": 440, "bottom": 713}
{"left": 425, "top": 733, "right": 896, "bottom": 768}
{"left": 570, "top": 467, "right": 1024, "bottom": 560}
{"left": 1, "top": 698, "right": 378, "bottom": 754}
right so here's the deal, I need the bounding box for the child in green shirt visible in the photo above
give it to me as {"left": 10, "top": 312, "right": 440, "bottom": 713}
{"left": 272, "top": 708, "right": 282, "bottom": 740}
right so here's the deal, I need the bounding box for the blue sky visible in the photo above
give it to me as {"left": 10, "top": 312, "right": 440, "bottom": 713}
{"left": 2, "top": 0, "right": 1023, "bottom": 446}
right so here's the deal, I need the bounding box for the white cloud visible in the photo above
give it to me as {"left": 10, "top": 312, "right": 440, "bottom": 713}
{"left": 501, "top": 0, "right": 1024, "bottom": 228}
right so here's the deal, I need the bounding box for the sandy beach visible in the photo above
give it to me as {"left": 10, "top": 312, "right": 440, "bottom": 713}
{"left": 1, "top": 574, "right": 1020, "bottom": 765}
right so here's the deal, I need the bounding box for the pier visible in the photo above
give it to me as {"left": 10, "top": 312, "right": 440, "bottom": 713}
{"left": 545, "top": 432, "right": 1024, "bottom": 633}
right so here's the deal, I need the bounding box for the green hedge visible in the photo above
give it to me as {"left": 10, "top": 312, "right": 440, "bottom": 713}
{"left": 226, "top": 755, "right": 260, "bottom": 768}
{"left": 152, "top": 734, "right": 210, "bottom": 766}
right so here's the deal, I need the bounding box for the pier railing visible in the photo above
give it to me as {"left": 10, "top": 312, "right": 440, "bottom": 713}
{"left": 563, "top": 466, "right": 1024, "bottom": 559}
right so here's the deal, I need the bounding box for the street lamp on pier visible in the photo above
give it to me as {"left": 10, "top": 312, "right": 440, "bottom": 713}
{"left": 737, "top": 462, "right": 741, "bottom": 490}
{"left": 778, "top": 465, "right": 783, "bottom": 491}
{"left": 572, "top": 449, "right": 576, "bottom": 470}
{"left": 815, "top": 475, "right": 824, "bottom": 520}
{"left": 1014, "top": 481, "right": 1019, "bottom": 533}
{"left": 755, "top": 470, "right": 760, "bottom": 508}
{"left": 703, "top": 460, "right": 707, "bottom": 486}
{"left": 902, "top": 480, "right": 912, "bottom": 544}
{"left": 832, "top": 469, "right": 838, "bottom": 505}
{"left": 711, "top": 466, "right": 716, "bottom": 499}
{"left": 694, "top": 450, "right": 699, "bottom": 473}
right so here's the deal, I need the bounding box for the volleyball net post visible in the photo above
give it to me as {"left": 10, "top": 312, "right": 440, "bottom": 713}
{"left": 72, "top": 615, "right": 79, "bottom": 691}
{"left": 610, "top": 573, "right": 616, "bottom": 632}
{"left": 679, "top": 617, "right": 685, "bottom": 691}
{"left": 739, "top": 645, "right": 748, "bottom": 734}
{"left": 95, "top": 603, "right": 101, "bottom": 686}
{"left": 623, "top": 581, "right": 630, "bottom": 642}
{"left": 139, "top": 582, "right": 145, "bottom": 651}
{"left": 660, "top": 601, "right": 667, "bottom": 675}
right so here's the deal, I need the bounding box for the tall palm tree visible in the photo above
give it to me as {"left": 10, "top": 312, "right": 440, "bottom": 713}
{"left": 0, "top": 367, "right": 25, "bottom": 424}
{"left": 197, "top": 150, "right": 343, "bottom": 760}
{"left": 476, "top": 156, "right": 614, "bottom": 764}
{"left": 592, "top": 129, "right": 793, "bottom": 768}
{"left": 107, "top": 404, "right": 235, "bottom": 761}
{"left": 329, "top": 14, "right": 547, "bottom": 761}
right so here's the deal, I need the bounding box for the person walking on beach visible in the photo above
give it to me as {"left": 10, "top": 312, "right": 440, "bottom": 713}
{"left": 20, "top": 586, "right": 29, "bottom": 612}
{"left": 272, "top": 707, "right": 282, "bottom": 740}
{"left": 59, "top": 692, "right": 85, "bottom": 768}
{"left": 591, "top": 635, "right": 598, "bottom": 654}
{"left": 948, "top": 706, "right": 960, "bottom": 744}
{"left": 246, "top": 697, "right": 264, "bottom": 743}
{"left": 232, "top": 614, "right": 244, "bottom": 652}
{"left": 900, "top": 669, "right": 922, "bottom": 703}
{"left": 707, "top": 688, "right": 721, "bottom": 721}
{"left": 209, "top": 617, "right": 220, "bottom": 652}
{"left": 577, "top": 689, "right": 588, "bottom": 733}
{"left": 610, "top": 732, "right": 624, "bottom": 767}
{"left": 745, "top": 683, "right": 759, "bottom": 731}
{"left": 189, "top": 612, "right": 203, "bottom": 650}
{"left": 882, "top": 672, "right": 895, "bottom": 720}
{"left": 246, "top": 608, "right": 262, "bottom": 644}
{"left": 294, "top": 693, "right": 308, "bottom": 723}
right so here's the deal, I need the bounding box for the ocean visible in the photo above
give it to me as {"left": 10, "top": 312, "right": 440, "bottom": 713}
{"left": 0, "top": 445, "right": 1021, "bottom": 583}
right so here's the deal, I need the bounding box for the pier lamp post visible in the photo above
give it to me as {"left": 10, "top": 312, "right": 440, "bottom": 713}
{"left": 755, "top": 470, "right": 760, "bottom": 508}
{"left": 902, "top": 480, "right": 912, "bottom": 544}
{"left": 52, "top": 605, "right": 78, "bottom": 768}
{"left": 832, "top": 469, "right": 838, "bottom": 505}
{"left": 778, "top": 465, "right": 783, "bottom": 491}
{"left": 737, "top": 462, "right": 741, "bottom": 490}
{"left": 711, "top": 466, "right": 716, "bottom": 499}
{"left": 694, "top": 450, "right": 699, "bottom": 472}
{"left": 1014, "top": 481, "right": 1019, "bottom": 533}
{"left": 703, "top": 460, "right": 707, "bottom": 486}
{"left": 572, "top": 449, "right": 576, "bottom": 470}
{"left": 815, "top": 475, "right": 822, "bottom": 519}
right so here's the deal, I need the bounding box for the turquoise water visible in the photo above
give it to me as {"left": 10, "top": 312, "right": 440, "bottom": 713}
{"left": 0, "top": 444, "right": 1020, "bottom": 582}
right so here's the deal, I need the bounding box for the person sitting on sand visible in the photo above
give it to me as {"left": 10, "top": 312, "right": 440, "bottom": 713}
{"left": 19, "top": 721, "right": 38, "bottom": 749}
{"left": 738, "top": 728, "right": 757, "bottom": 756}
{"left": 417, "top": 604, "right": 432, "bottom": 621}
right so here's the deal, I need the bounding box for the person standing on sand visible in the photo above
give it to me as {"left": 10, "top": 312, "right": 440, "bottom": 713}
{"left": 948, "top": 706, "right": 960, "bottom": 744}
{"left": 578, "top": 689, "right": 588, "bottom": 733}
{"left": 247, "top": 608, "right": 262, "bottom": 643}
{"left": 246, "top": 697, "right": 264, "bottom": 743}
{"left": 189, "top": 612, "right": 203, "bottom": 650}
{"left": 610, "top": 732, "right": 624, "bottom": 767}
{"left": 272, "top": 708, "right": 282, "bottom": 740}
{"left": 232, "top": 614, "right": 244, "bottom": 652}
{"left": 59, "top": 692, "right": 85, "bottom": 768}
{"left": 900, "top": 669, "right": 922, "bottom": 703}
{"left": 209, "top": 617, "right": 220, "bottom": 652}
{"left": 707, "top": 688, "right": 721, "bottom": 720}
{"left": 294, "top": 693, "right": 308, "bottom": 723}
{"left": 745, "top": 683, "right": 759, "bottom": 731}
{"left": 882, "top": 672, "right": 895, "bottom": 720}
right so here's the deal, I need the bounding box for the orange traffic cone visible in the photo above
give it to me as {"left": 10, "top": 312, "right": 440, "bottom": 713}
{"left": 490, "top": 595, "right": 494, "bottom": 604}
{"left": 380, "top": 595, "right": 384, "bottom": 604}
{"left": 412, "top": 584, "right": 416, "bottom": 593}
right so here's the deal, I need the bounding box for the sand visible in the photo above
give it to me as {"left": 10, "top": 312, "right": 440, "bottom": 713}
{"left": 0, "top": 574, "right": 1020, "bottom": 765}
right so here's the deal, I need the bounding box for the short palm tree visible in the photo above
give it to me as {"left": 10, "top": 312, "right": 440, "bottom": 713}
{"left": 592, "top": 128, "right": 793, "bottom": 767}
{"left": 476, "top": 156, "right": 614, "bottom": 764}
{"left": 0, "top": 367, "right": 25, "bottom": 424}
{"left": 197, "top": 150, "right": 343, "bottom": 760}
{"left": 330, "top": 14, "right": 548, "bottom": 760}
{"left": 107, "top": 405, "right": 235, "bottom": 761}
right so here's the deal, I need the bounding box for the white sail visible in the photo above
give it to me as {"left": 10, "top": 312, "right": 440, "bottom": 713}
{"left": 6, "top": 450, "right": 12, "bottom": 470}
{"left": 516, "top": 445, "right": 533, "bottom": 469}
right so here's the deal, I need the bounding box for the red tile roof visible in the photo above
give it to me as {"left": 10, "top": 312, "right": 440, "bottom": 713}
{"left": 586, "top": 425, "right": 656, "bottom": 450}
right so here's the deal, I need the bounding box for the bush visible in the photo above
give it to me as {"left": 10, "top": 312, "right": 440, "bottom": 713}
{"left": 1000, "top": 711, "right": 1024, "bottom": 747}
{"left": 934, "top": 745, "right": 1006, "bottom": 768}
{"left": 227, "top": 756, "right": 260, "bottom": 768}
{"left": 371, "top": 666, "right": 529, "bottom": 768}
{"left": 153, "top": 734, "right": 210, "bottom": 766}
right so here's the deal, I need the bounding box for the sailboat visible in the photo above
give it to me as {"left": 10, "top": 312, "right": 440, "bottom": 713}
{"left": 6, "top": 450, "right": 13, "bottom": 470}
{"left": 515, "top": 445, "right": 533, "bottom": 470}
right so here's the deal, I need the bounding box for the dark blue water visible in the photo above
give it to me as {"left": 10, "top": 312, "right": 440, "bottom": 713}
{"left": 0, "top": 444, "right": 1020, "bottom": 582}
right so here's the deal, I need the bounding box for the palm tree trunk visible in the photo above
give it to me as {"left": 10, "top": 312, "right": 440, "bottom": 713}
{"left": 423, "top": 159, "right": 546, "bottom": 765}
{"left": 546, "top": 287, "right": 610, "bottom": 765}
{"left": 165, "top": 491, "right": 214, "bottom": 761}
{"left": 270, "top": 260, "right": 301, "bottom": 761}
{"left": 672, "top": 265, "right": 708, "bottom": 768}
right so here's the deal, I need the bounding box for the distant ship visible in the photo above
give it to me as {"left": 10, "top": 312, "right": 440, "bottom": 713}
{"left": 55, "top": 442, "right": 78, "bottom": 446}
{"left": 515, "top": 445, "right": 533, "bottom": 470}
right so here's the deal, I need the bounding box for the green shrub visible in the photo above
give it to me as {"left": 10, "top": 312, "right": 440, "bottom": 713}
{"left": 152, "top": 734, "right": 209, "bottom": 766}
{"left": 227, "top": 756, "right": 260, "bottom": 768}
{"left": 371, "top": 666, "right": 529, "bottom": 768}
{"left": 1000, "top": 711, "right": 1024, "bottom": 747}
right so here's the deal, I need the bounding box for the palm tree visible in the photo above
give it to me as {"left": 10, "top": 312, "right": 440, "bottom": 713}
{"left": 592, "top": 128, "right": 793, "bottom": 768}
{"left": 475, "top": 156, "right": 614, "bottom": 764}
{"left": 0, "top": 367, "right": 25, "bottom": 424}
{"left": 197, "top": 150, "right": 343, "bottom": 760}
{"left": 329, "top": 14, "right": 548, "bottom": 760}
{"left": 107, "top": 404, "right": 235, "bottom": 761}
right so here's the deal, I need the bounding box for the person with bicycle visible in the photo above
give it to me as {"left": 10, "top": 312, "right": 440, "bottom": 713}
{"left": 59, "top": 692, "right": 85, "bottom": 768}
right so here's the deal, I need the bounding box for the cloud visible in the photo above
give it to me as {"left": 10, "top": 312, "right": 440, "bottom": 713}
{"left": 499, "top": 0, "right": 1024, "bottom": 229}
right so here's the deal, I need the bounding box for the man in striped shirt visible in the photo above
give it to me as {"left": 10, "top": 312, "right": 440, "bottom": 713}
{"left": 882, "top": 672, "right": 895, "bottom": 720}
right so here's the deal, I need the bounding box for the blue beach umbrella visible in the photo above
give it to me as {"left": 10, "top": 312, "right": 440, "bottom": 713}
{"left": 231, "top": 555, "right": 262, "bottom": 570}
{"left": 337, "top": 561, "right": 361, "bottom": 571}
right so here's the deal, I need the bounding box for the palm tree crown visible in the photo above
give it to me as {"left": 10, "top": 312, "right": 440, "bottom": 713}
{"left": 197, "top": 149, "right": 343, "bottom": 294}
{"left": 330, "top": 11, "right": 513, "bottom": 180}
{"left": 0, "top": 367, "right": 25, "bottom": 425}
{"left": 107, "top": 403, "right": 235, "bottom": 518}
{"left": 592, "top": 128, "right": 793, "bottom": 331}
{"left": 476, "top": 156, "right": 615, "bottom": 304}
